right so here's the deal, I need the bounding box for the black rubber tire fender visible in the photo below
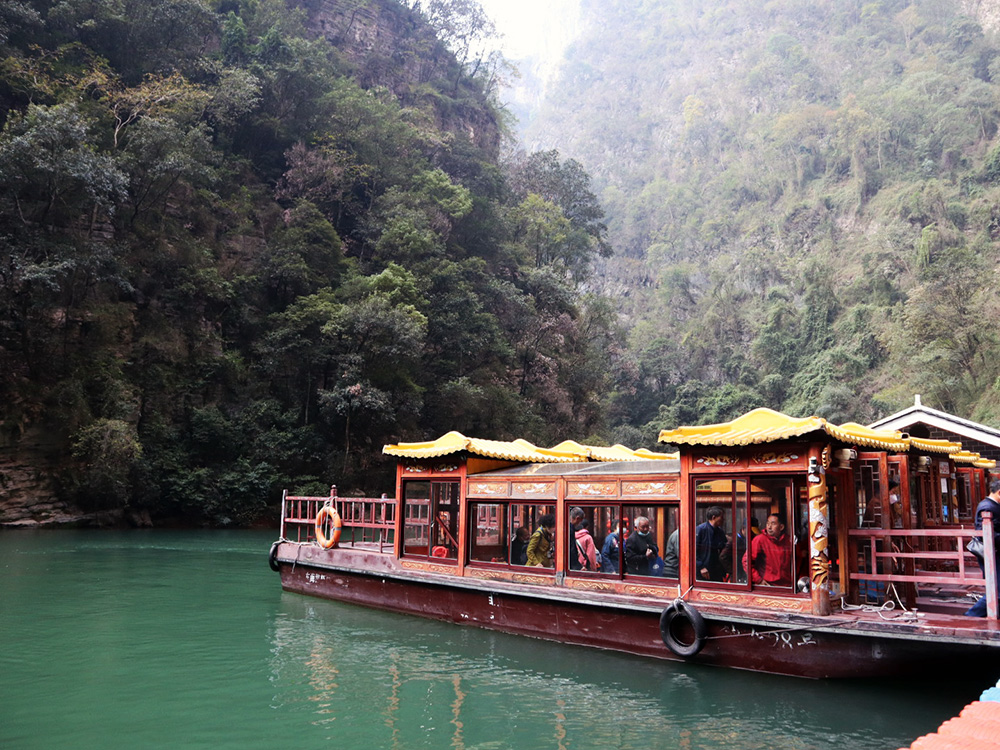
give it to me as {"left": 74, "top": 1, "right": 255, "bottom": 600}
{"left": 269, "top": 540, "right": 281, "bottom": 572}
{"left": 659, "top": 600, "right": 707, "bottom": 657}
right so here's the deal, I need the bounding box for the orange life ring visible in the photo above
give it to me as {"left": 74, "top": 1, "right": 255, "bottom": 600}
{"left": 315, "top": 505, "right": 342, "bottom": 549}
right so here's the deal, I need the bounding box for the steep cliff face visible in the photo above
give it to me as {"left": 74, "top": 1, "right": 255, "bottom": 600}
{"left": 301, "top": 0, "right": 501, "bottom": 156}
{"left": 964, "top": 0, "right": 1000, "bottom": 32}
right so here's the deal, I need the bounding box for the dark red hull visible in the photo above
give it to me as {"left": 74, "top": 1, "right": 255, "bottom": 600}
{"left": 275, "top": 544, "right": 1000, "bottom": 679}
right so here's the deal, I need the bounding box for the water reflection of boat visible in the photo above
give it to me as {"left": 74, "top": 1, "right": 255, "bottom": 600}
{"left": 270, "top": 409, "right": 1000, "bottom": 679}
{"left": 268, "top": 594, "right": 967, "bottom": 749}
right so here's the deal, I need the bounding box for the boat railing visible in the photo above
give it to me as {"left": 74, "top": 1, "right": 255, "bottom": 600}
{"left": 281, "top": 485, "right": 396, "bottom": 552}
{"left": 847, "top": 512, "right": 997, "bottom": 618}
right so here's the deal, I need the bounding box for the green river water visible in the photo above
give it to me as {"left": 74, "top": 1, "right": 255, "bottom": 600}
{"left": 0, "top": 529, "right": 985, "bottom": 749}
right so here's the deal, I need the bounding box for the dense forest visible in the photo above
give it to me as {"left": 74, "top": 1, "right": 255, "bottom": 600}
{"left": 7, "top": 0, "right": 1000, "bottom": 527}
{"left": 524, "top": 0, "right": 1000, "bottom": 447}
{"left": 0, "top": 0, "right": 616, "bottom": 524}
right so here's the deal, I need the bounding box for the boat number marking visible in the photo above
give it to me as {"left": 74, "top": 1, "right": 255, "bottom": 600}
{"left": 488, "top": 595, "right": 495, "bottom": 606}
{"left": 722, "top": 624, "right": 816, "bottom": 648}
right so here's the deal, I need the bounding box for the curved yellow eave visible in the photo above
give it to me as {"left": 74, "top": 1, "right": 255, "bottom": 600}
{"left": 657, "top": 408, "right": 827, "bottom": 446}
{"left": 657, "top": 408, "right": 909, "bottom": 450}
{"left": 908, "top": 436, "right": 962, "bottom": 455}
{"left": 383, "top": 431, "right": 578, "bottom": 463}
{"left": 384, "top": 433, "right": 677, "bottom": 463}
{"left": 830, "top": 422, "right": 909, "bottom": 451}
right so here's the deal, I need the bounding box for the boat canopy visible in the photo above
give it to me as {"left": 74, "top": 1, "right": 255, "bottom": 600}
{"left": 908, "top": 436, "right": 962, "bottom": 454}
{"left": 657, "top": 407, "right": 909, "bottom": 450}
{"left": 383, "top": 431, "right": 675, "bottom": 463}
{"left": 656, "top": 407, "right": 999, "bottom": 464}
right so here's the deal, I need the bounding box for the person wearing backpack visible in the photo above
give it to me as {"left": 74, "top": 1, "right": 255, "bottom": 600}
{"left": 575, "top": 519, "right": 598, "bottom": 571}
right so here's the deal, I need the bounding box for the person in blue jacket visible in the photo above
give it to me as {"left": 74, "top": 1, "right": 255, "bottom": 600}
{"left": 601, "top": 520, "right": 625, "bottom": 573}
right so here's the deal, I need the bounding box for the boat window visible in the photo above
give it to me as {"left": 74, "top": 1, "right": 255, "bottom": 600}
{"left": 509, "top": 504, "right": 555, "bottom": 567}
{"left": 855, "top": 457, "right": 883, "bottom": 528}
{"left": 402, "top": 480, "right": 459, "bottom": 561}
{"left": 619, "top": 504, "right": 678, "bottom": 579}
{"left": 468, "top": 502, "right": 507, "bottom": 563}
{"left": 402, "top": 481, "right": 430, "bottom": 556}
{"left": 431, "top": 482, "right": 460, "bottom": 559}
{"left": 693, "top": 477, "right": 797, "bottom": 590}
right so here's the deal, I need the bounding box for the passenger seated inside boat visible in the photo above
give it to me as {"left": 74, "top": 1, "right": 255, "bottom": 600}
{"left": 526, "top": 514, "right": 555, "bottom": 568}
{"left": 624, "top": 516, "right": 659, "bottom": 575}
{"left": 743, "top": 513, "right": 792, "bottom": 586}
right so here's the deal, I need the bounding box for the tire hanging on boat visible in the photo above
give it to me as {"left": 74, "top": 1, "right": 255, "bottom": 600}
{"left": 659, "top": 600, "right": 707, "bottom": 657}
{"left": 315, "top": 505, "right": 342, "bottom": 549}
{"left": 268, "top": 541, "right": 281, "bottom": 572}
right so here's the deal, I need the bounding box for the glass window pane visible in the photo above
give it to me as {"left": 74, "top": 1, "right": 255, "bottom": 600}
{"left": 511, "top": 504, "right": 555, "bottom": 568}
{"left": 403, "top": 481, "right": 430, "bottom": 556}
{"left": 694, "top": 481, "right": 734, "bottom": 582}
{"left": 469, "top": 503, "right": 506, "bottom": 563}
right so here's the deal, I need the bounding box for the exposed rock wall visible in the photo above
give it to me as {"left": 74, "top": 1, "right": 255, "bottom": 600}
{"left": 301, "top": 0, "right": 501, "bottom": 156}
{"left": 963, "top": 0, "right": 1000, "bottom": 33}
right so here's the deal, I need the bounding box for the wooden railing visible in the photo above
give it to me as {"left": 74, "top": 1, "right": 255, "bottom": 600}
{"left": 281, "top": 485, "right": 396, "bottom": 552}
{"left": 847, "top": 512, "right": 997, "bottom": 618}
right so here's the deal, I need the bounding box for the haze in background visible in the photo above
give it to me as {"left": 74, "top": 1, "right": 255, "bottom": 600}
{"left": 477, "top": 0, "right": 581, "bottom": 137}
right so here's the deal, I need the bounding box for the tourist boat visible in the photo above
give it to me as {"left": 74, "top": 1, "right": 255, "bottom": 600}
{"left": 269, "top": 409, "right": 1000, "bottom": 679}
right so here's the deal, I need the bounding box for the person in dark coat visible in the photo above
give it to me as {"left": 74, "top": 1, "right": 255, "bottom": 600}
{"left": 695, "top": 506, "right": 727, "bottom": 581}
{"left": 965, "top": 479, "right": 1000, "bottom": 617}
{"left": 624, "top": 516, "right": 659, "bottom": 575}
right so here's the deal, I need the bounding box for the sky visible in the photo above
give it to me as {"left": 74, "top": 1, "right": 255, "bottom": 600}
{"left": 476, "top": 0, "right": 580, "bottom": 60}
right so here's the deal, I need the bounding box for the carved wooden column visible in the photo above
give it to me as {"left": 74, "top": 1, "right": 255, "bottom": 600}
{"left": 808, "top": 444, "right": 832, "bottom": 616}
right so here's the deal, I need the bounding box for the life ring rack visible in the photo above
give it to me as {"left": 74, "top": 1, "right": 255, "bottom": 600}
{"left": 659, "top": 599, "right": 707, "bottom": 658}
{"left": 315, "top": 504, "right": 343, "bottom": 549}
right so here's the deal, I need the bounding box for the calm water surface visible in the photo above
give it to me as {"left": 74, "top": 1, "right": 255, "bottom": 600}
{"left": 0, "top": 530, "right": 984, "bottom": 749}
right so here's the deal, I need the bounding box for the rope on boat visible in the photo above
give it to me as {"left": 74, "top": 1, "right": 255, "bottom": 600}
{"left": 839, "top": 595, "right": 923, "bottom": 622}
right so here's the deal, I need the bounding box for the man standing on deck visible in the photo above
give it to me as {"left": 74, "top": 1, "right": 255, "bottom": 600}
{"left": 964, "top": 479, "right": 1000, "bottom": 617}
{"left": 742, "top": 513, "right": 792, "bottom": 586}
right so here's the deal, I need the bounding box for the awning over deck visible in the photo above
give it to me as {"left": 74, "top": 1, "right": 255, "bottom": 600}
{"left": 657, "top": 407, "right": 909, "bottom": 450}
{"left": 383, "top": 431, "right": 676, "bottom": 463}
{"left": 656, "top": 408, "right": 1000, "bottom": 466}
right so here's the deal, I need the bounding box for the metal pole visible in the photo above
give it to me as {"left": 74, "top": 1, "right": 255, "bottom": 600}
{"left": 280, "top": 488, "right": 287, "bottom": 540}
{"left": 984, "top": 511, "right": 997, "bottom": 620}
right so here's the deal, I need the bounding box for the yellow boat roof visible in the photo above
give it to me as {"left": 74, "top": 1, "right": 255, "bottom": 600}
{"left": 907, "top": 436, "right": 962, "bottom": 454}
{"left": 383, "top": 432, "right": 672, "bottom": 463}
{"left": 383, "top": 431, "right": 579, "bottom": 463}
{"left": 949, "top": 450, "right": 995, "bottom": 468}
{"left": 548, "top": 440, "right": 675, "bottom": 461}
{"left": 657, "top": 408, "right": 909, "bottom": 450}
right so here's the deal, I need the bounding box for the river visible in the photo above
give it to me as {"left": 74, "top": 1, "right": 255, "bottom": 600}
{"left": 0, "top": 529, "right": 983, "bottom": 749}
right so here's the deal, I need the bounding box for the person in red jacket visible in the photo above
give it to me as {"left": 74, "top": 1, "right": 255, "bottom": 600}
{"left": 743, "top": 513, "right": 792, "bottom": 586}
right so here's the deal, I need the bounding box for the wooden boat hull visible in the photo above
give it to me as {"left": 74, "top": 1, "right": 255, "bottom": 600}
{"left": 275, "top": 544, "right": 1000, "bottom": 679}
